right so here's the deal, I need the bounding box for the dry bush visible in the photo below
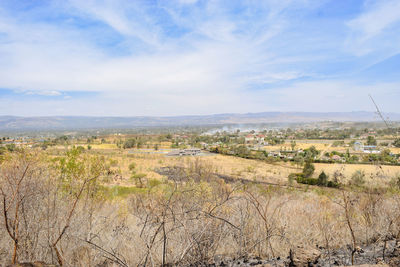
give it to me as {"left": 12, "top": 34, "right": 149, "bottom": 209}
{"left": 126, "top": 179, "right": 238, "bottom": 266}
{"left": 2, "top": 150, "right": 400, "bottom": 266}
{"left": 0, "top": 149, "right": 106, "bottom": 266}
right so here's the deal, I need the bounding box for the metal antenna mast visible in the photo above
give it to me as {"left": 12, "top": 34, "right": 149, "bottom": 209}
{"left": 369, "top": 94, "right": 390, "bottom": 129}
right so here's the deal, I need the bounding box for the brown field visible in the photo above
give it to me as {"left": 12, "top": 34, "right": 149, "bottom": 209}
{"left": 3, "top": 148, "right": 400, "bottom": 266}
{"left": 90, "top": 143, "right": 118, "bottom": 149}
{"left": 93, "top": 148, "right": 400, "bottom": 188}
{"left": 2, "top": 146, "right": 400, "bottom": 266}
{"left": 100, "top": 152, "right": 303, "bottom": 186}
{"left": 44, "top": 139, "right": 400, "bottom": 189}
{"left": 314, "top": 163, "right": 400, "bottom": 185}
{"left": 263, "top": 142, "right": 349, "bottom": 153}
{"left": 264, "top": 140, "right": 400, "bottom": 154}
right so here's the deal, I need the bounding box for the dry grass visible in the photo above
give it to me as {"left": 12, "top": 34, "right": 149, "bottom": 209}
{"left": 390, "top": 147, "right": 400, "bottom": 154}
{"left": 2, "top": 149, "right": 400, "bottom": 266}
{"left": 104, "top": 153, "right": 302, "bottom": 186}
{"left": 90, "top": 143, "right": 118, "bottom": 149}
{"left": 104, "top": 152, "right": 400, "bottom": 187}
{"left": 60, "top": 146, "right": 399, "bottom": 188}
{"left": 314, "top": 163, "right": 400, "bottom": 186}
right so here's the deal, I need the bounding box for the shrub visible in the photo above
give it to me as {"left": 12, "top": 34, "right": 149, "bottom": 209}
{"left": 296, "top": 176, "right": 319, "bottom": 185}
{"left": 326, "top": 180, "right": 340, "bottom": 188}
{"left": 109, "top": 158, "right": 118, "bottom": 167}
{"left": 131, "top": 173, "right": 147, "bottom": 187}
{"left": 393, "top": 138, "right": 400, "bottom": 148}
{"left": 6, "top": 144, "right": 16, "bottom": 152}
{"left": 291, "top": 172, "right": 339, "bottom": 188}
{"left": 123, "top": 138, "right": 136, "bottom": 149}
{"left": 129, "top": 162, "right": 137, "bottom": 172}
{"left": 349, "top": 170, "right": 366, "bottom": 187}
{"left": 303, "top": 161, "right": 315, "bottom": 178}
{"left": 390, "top": 175, "right": 400, "bottom": 189}
{"left": 288, "top": 173, "right": 297, "bottom": 185}
{"left": 318, "top": 171, "right": 328, "bottom": 186}
{"left": 148, "top": 178, "right": 162, "bottom": 188}
{"left": 332, "top": 140, "right": 344, "bottom": 147}
{"left": 246, "top": 165, "right": 255, "bottom": 173}
{"left": 76, "top": 145, "right": 85, "bottom": 153}
{"left": 366, "top": 136, "right": 377, "bottom": 146}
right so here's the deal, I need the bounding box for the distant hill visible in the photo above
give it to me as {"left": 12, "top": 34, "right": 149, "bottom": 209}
{"left": 0, "top": 111, "right": 399, "bottom": 130}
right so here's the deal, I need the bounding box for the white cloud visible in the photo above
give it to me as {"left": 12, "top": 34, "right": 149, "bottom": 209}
{"left": 177, "top": 0, "right": 198, "bottom": 4}
{"left": 346, "top": 0, "right": 400, "bottom": 56}
{"left": 23, "top": 90, "right": 62, "bottom": 96}
{"left": 347, "top": 0, "right": 400, "bottom": 40}
{"left": 0, "top": 0, "right": 296, "bottom": 96}
{"left": 66, "top": 0, "right": 162, "bottom": 46}
{"left": 0, "top": 0, "right": 399, "bottom": 116}
{"left": 251, "top": 80, "right": 400, "bottom": 113}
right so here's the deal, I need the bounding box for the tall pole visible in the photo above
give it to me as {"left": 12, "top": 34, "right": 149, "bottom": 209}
{"left": 369, "top": 94, "right": 390, "bottom": 129}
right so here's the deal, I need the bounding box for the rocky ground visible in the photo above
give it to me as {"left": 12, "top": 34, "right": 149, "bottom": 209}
{"left": 4, "top": 241, "right": 400, "bottom": 267}
{"left": 207, "top": 240, "right": 400, "bottom": 267}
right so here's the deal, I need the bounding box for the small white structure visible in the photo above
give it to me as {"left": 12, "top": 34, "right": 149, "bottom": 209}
{"left": 245, "top": 134, "right": 255, "bottom": 143}
{"left": 363, "top": 145, "right": 380, "bottom": 154}
{"left": 167, "top": 148, "right": 201, "bottom": 156}
{"left": 354, "top": 141, "right": 364, "bottom": 151}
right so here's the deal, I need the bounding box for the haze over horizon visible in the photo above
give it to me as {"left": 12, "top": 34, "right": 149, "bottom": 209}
{"left": 1, "top": 110, "right": 399, "bottom": 119}
{"left": 1, "top": 0, "right": 400, "bottom": 116}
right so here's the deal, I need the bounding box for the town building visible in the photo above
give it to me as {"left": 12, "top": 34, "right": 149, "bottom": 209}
{"left": 167, "top": 148, "right": 201, "bottom": 156}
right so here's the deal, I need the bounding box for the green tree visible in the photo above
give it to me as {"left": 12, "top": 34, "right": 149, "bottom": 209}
{"left": 303, "top": 160, "right": 315, "bottom": 178}
{"left": 291, "top": 140, "right": 296, "bottom": 151}
{"left": 136, "top": 140, "right": 144, "bottom": 148}
{"left": 6, "top": 144, "right": 16, "bottom": 152}
{"left": 123, "top": 138, "right": 136, "bottom": 149}
{"left": 366, "top": 136, "right": 377, "bottom": 146}
{"left": 318, "top": 171, "right": 328, "bottom": 186}
{"left": 303, "top": 146, "right": 319, "bottom": 159}
{"left": 393, "top": 138, "right": 400, "bottom": 148}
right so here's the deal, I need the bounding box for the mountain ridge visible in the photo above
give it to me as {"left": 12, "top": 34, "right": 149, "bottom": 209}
{"left": 0, "top": 111, "right": 399, "bottom": 130}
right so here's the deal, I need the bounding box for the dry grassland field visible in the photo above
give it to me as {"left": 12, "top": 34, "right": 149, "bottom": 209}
{"left": 314, "top": 163, "right": 400, "bottom": 185}
{"left": 264, "top": 141, "right": 400, "bottom": 154}
{"left": 263, "top": 142, "right": 349, "bottom": 154}
{"left": 111, "top": 153, "right": 400, "bottom": 188}
{"left": 2, "top": 135, "right": 400, "bottom": 267}
{"left": 48, "top": 143, "right": 400, "bottom": 189}
{"left": 3, "top": 1, "right": 400, "bottom": 266}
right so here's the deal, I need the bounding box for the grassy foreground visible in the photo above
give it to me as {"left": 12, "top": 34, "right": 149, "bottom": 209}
{"left": 1, "top": 147, "right": 400, "bottom": 266}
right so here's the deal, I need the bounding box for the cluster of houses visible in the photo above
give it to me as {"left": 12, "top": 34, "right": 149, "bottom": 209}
{"left": 244, "top": 134, "right": 267, "bottom": 145}
{"left": 353, "top": 141, "right": 380, "bottom": 154}
{"left": 267, "top": 150, "right": 302, "bottom": 160}
{"left": 0, "top": 138, "right": 33, "bottom": 148}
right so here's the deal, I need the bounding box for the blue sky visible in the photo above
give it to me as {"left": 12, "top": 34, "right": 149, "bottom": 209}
{"left": 0, "top": 0, "right": 399, "bottom": 116}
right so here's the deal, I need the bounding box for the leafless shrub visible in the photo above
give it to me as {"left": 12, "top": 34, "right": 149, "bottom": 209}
{"left": 3, "top": 149, "right": 400, "bottom": 266}
{"left": 0, "top": 149, "right": 105, "bottom": 266}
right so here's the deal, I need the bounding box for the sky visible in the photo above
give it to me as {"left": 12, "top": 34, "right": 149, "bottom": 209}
{"left": 0, "top": 0, "right": 399, "bottom": 116}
